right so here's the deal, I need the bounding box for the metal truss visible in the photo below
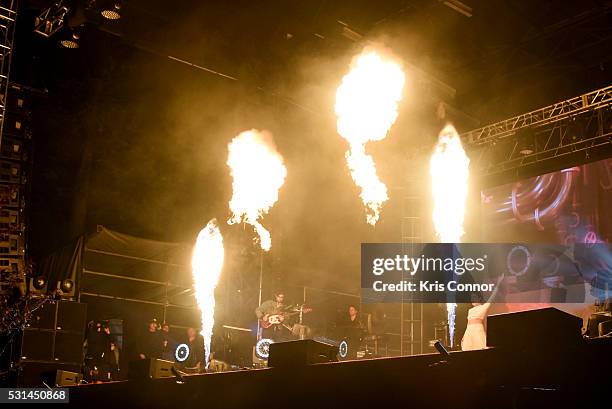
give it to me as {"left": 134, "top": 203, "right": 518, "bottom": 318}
{"left": 461, "top": 85, "right": 612, "bottom": 146}
{"left": 461, "top": 85, "right": 612, "bottom": 184}
{"left": 33, "top": 1, "right": 69, "bottom": 38}
{"left": 0, "top": 0, "right": 17, "bottom": 150}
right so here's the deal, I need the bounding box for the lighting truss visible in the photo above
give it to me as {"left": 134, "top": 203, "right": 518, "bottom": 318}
{"left": 462, "top": 86, "right": 612, "bottom": 146}
{"left": 33, "top": 0, "right": 69, "bottom": 38}
{"left": 461, "top": 85, "right": 612, "bottom": 184}
{"left": 0, "top": 0, "right": 17, "bottom": 149}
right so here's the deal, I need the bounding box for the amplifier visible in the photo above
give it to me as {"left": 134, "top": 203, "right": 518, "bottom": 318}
{"left": 268, "top": 339, "right": 338, "bottom": 368}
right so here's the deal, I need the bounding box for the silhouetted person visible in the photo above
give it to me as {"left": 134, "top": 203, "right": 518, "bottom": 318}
{"left": 138, "top": 319, "right": 163, "bottom": 360}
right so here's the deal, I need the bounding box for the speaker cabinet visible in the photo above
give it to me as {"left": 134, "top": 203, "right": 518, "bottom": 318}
{"left": 268, "top": 340, "right": 338, "bottom": 368}
{"left": 20, "top": 301, "right": 87, "bottom": 367}
{"left": 54, "top": 332, "right": 84, "bottom": 363}
{"left": 487, "top": 307, "right": 583, "bottom": 350}
{"left": 26, "top": 300, "right": 57, "bottom": 330}
{"left": 128, "top": 359, "right": 175, "bottom": 380}
{"left": 57, "top": 301, "right": 87, "bottom": 332}
{"left": 20, "top": 329, "right": 54, "bottom": 361}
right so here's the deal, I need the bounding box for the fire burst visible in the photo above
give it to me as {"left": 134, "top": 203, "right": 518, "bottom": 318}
{"left": 227, "top": 129, "right": 287, "bottom": 251}
{"left": 430, "top": 124, "right": 470, "bottom": 243}
{"left": 335, "top": 48, "right": 405, "bottom": 225}
{"left": 191, "top": 219, "right": 225, "bottom": 368}
{"left": 430, "top": 124, "right": 470, "bottom": 347}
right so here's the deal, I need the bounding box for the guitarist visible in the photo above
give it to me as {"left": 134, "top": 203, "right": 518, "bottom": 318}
{"left": 255, "top": 291, "right": 293, "bottom": 342}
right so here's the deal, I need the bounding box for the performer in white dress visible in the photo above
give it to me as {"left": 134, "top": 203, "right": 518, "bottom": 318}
{"left": 461, "top": 275, "right": 504, "bottom": 351}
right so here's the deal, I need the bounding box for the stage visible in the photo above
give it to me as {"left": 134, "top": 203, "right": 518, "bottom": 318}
{"left": 68, "top": 337, "right": 611, "bottom": 409}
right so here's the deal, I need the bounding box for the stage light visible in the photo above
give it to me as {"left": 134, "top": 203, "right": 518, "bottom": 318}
{"left": 175, "top": 343, "right": 190, "bottom": 362}
{"left": 59, "top": 279, "right": 74, "bottom": 293}
{"left": 338, "top": 340, "right": 348, "bottom": 359}
{"left": 255, "top": 338, "right": 273, "bottom": 359}
{"left": 33, "top": 276, "right": 47, "bottom": 290}
{"left": 101, "top": 2, "right": 122, "bottom": 20}
{"left": 60, "top": 31, "right": 80, "bottom": 48}
{"left": 434, "top": 340, "right": 450, "bottom": 356}
{"left": 517, "top": 128, "right": 535, "bottom": 155}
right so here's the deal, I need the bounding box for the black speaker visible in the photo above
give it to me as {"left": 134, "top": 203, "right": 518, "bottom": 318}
{"left": 487, "top": 307, "right": 583, "bottom": 350}
{"left": 20, "top": 329, "right": 54, "bottom": 361}
{"left": 54, "top": 332, "right": 84, "bottom": 363}
{"left": 57, "top": 301, "right": 87, "bottom": 332}
{"left": 26, "top": 300, "right": 57, "bottom": 330}
{"left": 268, "top": 340, "right": 338, "bottom": 368}
{"left": 19, "top": 301, "right": 87, "bottom": 368}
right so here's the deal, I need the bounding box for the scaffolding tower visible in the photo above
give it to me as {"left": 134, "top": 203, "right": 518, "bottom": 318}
{"left": 0, "top": 1, "right": 18, "bottom": 150}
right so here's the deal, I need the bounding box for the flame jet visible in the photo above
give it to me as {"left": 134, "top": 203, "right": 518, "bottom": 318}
{"left": 430, "top": 124, "right": 470, "bottom": 347}
{"left": 227, "top": 129, "right": 287, "bottom": 251}
{"left": 191, "top": 219, "right": 225, "bottom": 368}
{"left": 335, "top": 48, "right": 405, "bottom": 225}
{"left": 430, "top": 124, "right": 470, "bottom": 243}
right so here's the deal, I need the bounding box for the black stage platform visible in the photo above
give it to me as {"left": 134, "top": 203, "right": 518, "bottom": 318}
{"left": 68, "top": 338, "right": 611, "bottom": 409}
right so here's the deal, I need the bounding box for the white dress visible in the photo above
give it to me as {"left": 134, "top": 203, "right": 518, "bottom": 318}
{"left": 461, "top": 303, "right": 490, "bottom": 351}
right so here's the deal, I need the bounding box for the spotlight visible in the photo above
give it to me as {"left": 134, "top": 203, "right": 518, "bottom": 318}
{"left": 59, "top": 279, "right": 74, "bottom": 293}
{"left": 60, "top": 31, "right": 80, "bottom": 48}
{"left": 255, "top": 338, "right": 273, "bottom": 360}
{"left": 517, "top": 127, "right": 535, "bottom": 156}
{"left": 338, "top": 340, "right": 348, "bottom": 359}
{"left": 434, "top": 340, "right": 450, "bottom": 356}
{"left": 33, "top": 276, "right": 47, "bottom": 290}
{"left": 175, "top": 343, "right": 190, "bottom": 363}
{"left": 100, "top": 2, "right": 122, "bottom": 20}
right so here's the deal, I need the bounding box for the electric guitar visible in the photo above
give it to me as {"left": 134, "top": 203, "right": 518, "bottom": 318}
{"left": 260, "top": 307, "right": 313, "bottom": 329}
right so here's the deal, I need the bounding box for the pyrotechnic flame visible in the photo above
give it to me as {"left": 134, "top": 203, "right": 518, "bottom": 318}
{"left": 227, "top": 129, "right": 287, "bottom": 251}
{"left": 430, "top": 124, "right": 470, "bottom": 348}
{"left": 191, "top": 219, "right": 225, "bottom": 368}
{"left": 430, "top": 124, "right": 470, "bottom": 243}
{"left": 335, "top": 48, "right": 405, "bottom": 225}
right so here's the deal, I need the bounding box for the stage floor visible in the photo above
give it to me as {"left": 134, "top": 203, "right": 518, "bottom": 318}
{"left": 68, "top": 338, "right": 612, "bottom": 409}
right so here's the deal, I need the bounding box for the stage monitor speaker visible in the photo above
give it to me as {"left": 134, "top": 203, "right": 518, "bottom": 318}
{"left": 17, "top": 362, "right": 80, "bottom": 387}
{"left": 128, "top": 359, "right": 174, "bottom": 380}
{"left": 268, "top": 339, "right": 338, "bottom": 368}
{"left": 55, "top": 369, "right": 81, "bottom": 386}
{"left": 487, "top": 307, "right": 582, "bottom": 350}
